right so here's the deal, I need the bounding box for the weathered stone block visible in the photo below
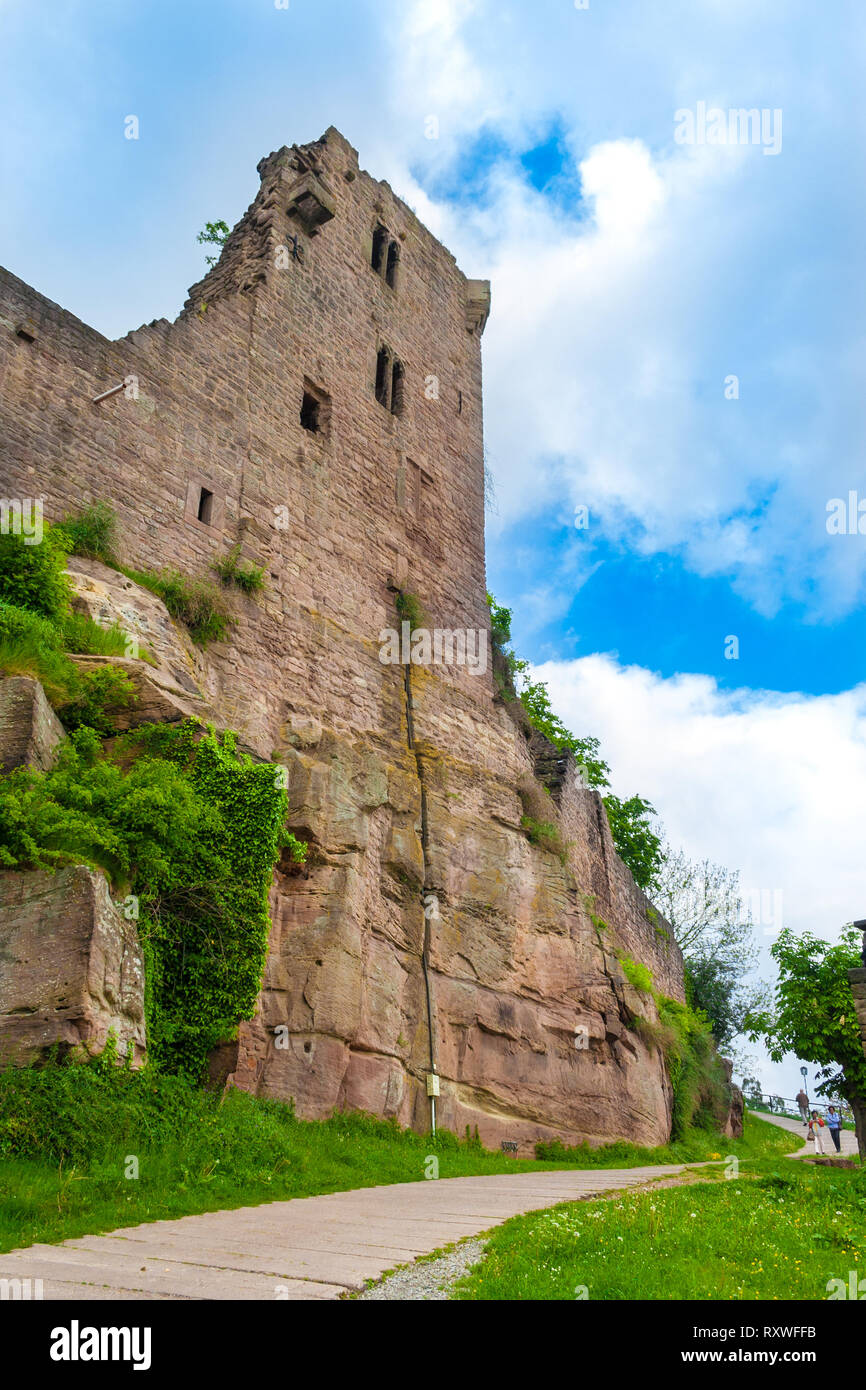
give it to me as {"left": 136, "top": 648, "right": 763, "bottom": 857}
{"left": 0, "top": 677, "right": 64, "bottom": 772}
{"left": 0, "top": 866, "right": 146, "bottom": 1066}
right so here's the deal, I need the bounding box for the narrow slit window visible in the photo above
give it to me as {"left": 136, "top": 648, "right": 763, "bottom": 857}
{"left": 386, "top": 241, "right": 399, "bottom": 288}
{"left": 375, "top": 347, "right": 391, "bottom": 408}
{"left": 197, "top": 488, "right": 214, "bottom": 525}
{"left": 371, "top": 224, "right": 388, "bottom": 274}
{"left": 390, "top": 360, "right": 405, "bottom": 417}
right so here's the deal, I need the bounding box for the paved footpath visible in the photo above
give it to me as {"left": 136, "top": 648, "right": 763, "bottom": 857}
{"left": 750, "top": 1108, "right": 860, "bottom": 1158}
{"left": 0, "top": 1164, "right": 692, "bottom": 1301}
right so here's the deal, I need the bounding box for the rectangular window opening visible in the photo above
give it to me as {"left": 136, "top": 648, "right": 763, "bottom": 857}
{"left": 300, "top": 391, "right": 320, "bottom": 432}
{"left": 300, "top": 378, "right": 331, "bottom": 437}
{"left": 197, "top": 488, "right": 214, "bottom": 525}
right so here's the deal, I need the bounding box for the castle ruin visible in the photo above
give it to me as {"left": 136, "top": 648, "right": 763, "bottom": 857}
{"left": 0, "top": 126, "right": 685, "bottom": 1149}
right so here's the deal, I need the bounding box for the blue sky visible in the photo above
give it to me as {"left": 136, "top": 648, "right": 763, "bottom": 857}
{"left": 2, "top": 0, "right": 865, "bottom": 1094}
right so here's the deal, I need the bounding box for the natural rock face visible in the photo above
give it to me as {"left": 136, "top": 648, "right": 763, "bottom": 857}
{"left": 69, "top": 653, "right": 213, "bottom": 732}
{"left": 0, "top": 866, "right": 146, "bottom": 1066}
{"left": 0, "top": 126, "right": 685, "bottom": 1147}
{"left": 66, "top": 556, "right": 210, "bottom": 701}
{"left": 227, "top": 708, "right": 683, "bottom": 1150}
{"left": 0, "top": 676, "right": 64, "bottom": 772}
{"left": 66, "top": 556, "right": 216, "bottom": 732}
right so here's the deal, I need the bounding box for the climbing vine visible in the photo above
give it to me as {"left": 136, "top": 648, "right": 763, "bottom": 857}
{"left": 131, "top": 720, "right": 304, "bottom": 1077}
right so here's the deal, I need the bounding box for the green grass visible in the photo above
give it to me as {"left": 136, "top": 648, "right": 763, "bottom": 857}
{"left": 453, "top": 1147, "right": 865, "bottom": 1301}
{"left": 118, "top": 565, "right": 232, "bottom": 646}
{"left": 59, "top": 611, "right": 129, "bottom": 658}
{"left": 212, "top": 543, "right": 267, "bottom": 596}
{"left": 0, "top": 602, "right": 136, "bottom": 730}
{"left": 534, "top": 1110, "right": 797, "bottom": 1168}
{"left": 56, "top": 501, "right": 119, "bottom": 567}
{"left": 0, "top": 1065, "right": 797, "bottom": 1254}
{"left": 0, "top": 630, "right": 77, "bottom": 705}
{"left": 519, "top": 815, "right": 568, "bottom": 864}
{"left": 0, "top": 1067, "right": 544, "bottom": 1253}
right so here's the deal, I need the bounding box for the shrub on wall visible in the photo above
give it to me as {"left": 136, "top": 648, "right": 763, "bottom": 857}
{"left": 620, "top": 955, "right": 654, "bottom": 994}
{"left": 0, "top": 523, "right": 72, "bottom": 620}
{"left": 56, "top": 501, "right": 118, "bottom": 566}
{"left": 632, "top": 993, "right": 729, "bottom": 1139}
{"left": 213, "top": 543, "right": 266, "bottom": 596}
{"left": 132, "top": 720, "right": 304, "bottom": 1076}
{"left": 486, "top": 593, "right": 664, "bottom": 889}
{"left": 0, "top": 532, "right": 135, "bottom": 734}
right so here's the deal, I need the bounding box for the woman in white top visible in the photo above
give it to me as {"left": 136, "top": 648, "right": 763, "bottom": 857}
{"left": 808, "top": 1110, "right": 827, "bottom": 1154}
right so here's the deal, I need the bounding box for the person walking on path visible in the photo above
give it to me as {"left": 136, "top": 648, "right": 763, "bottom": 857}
{"left": 808, "top": 1110, "right": 827, "bottom": 1155}
{"left": 826, "top": 1106, "right": 843, "bottom": 1153}
{"left": 796, "top": 1088, "right": 810, "bottom": 1124}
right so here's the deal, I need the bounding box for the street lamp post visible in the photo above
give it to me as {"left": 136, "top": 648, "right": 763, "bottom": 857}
{"left": 854, "top": 918, "right": 866, "bottom": 967}
{"left": 800, "top": 1064, "right": 810, "bottom": 1116}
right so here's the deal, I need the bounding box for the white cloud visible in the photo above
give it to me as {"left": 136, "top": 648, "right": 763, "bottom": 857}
{"left": 384, "top": 1, "right": 866, "bottom": 622}
{"left": 397, "top": 0, "right": 488, "bottom": 135}
{"left": 577, "top": 140, "right": 666, "bottom": 244}
{"left": 534, "top": 653, "right": 866, "bottom": 935}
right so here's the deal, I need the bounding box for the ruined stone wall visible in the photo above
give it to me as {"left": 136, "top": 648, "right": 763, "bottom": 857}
{"left": 0, "top": 127, "right": 684, "bottom": 1149}
{"left": 851, "top": 969, "right": 866, "bottom": 1063}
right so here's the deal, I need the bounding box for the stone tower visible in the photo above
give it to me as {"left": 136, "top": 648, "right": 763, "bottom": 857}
{"left": 0, "top": 127, "right": 684, "bottom": 1149}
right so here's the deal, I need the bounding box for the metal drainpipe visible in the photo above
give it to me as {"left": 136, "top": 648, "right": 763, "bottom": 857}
{"left": 401, "top": 630, "right": 438, "bottom": 1135}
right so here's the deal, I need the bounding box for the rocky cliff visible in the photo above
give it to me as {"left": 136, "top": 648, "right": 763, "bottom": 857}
{"left": 59, "top": 557, "right": 685, "bottom": 1150}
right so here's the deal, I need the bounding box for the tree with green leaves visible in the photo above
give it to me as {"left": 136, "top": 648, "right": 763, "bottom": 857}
{"left": 746, "top": 926, "right": 866, "bottom": 1156}
{"left": 197, "top": 220, "right": 230, "bottom": 268}
{"left": 654, "top": 844, "right": 769, "bottom": 1048}
{"left": 486, "top": 593, "right": 662, "bottom": 890}
{"left": 740, "top": 1073, "right": 763, "bottom": 1106}
{"left": 602, "top": 793, "right": 661, "bottom": 892}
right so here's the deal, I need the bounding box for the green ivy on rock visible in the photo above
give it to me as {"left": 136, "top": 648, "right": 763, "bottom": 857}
{"left": 0, "top": 718, "right": 306, "bottom": 1080}
{"left": 123, "top": 720, "right": 303, "bottom": 1079}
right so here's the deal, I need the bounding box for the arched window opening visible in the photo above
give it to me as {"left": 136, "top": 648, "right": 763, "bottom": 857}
{"left": 390, "top": 360, "right": 405, "bottom": 417}
{"left": 371, "top": 224, "right": 388, "bottom": 274}
{"left": 375, "top": 347, "right": 391, "bottom": 408}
